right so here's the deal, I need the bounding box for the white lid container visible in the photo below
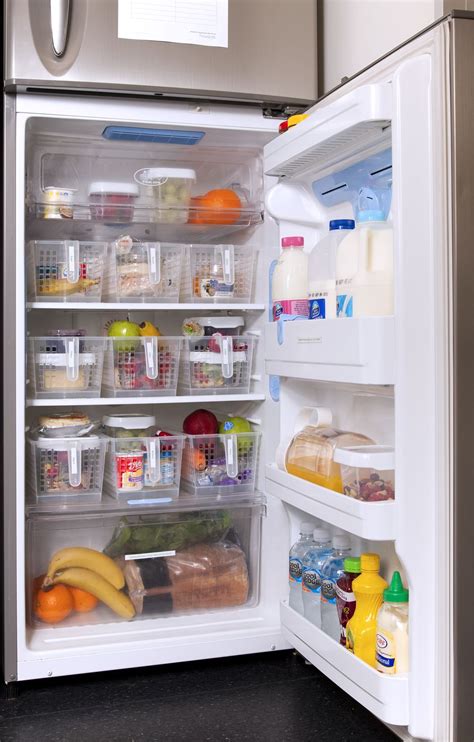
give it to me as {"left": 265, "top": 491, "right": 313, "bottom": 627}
{"left": 334, "top": 444, "right": 395, "bottom": 469}
{"left": 135, "top": 167, "right": 196, "bottom": 184}
{"left": 102, "top": 414, "right": 156, "bottom": 429}
{"left": 89, "top": 181, "right": 139, "bottom": 196}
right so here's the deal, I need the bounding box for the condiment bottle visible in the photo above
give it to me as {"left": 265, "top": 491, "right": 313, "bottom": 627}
{"left": 346, "top": 553, "right": 388, "bottom": 667}
{"left": 375, "top": 571, "right": 409, "bottom": 674}
{"left": 335, "top": 556, "right": 361, "bottom": 646}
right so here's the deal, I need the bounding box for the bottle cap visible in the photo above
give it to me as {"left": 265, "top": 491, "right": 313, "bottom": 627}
{"left": 329, "top": 219, "right": 355, "bottom": 231}
{"left": 357, "top": 209, "right": 385, "bottom": 223}
{"left": 360, "top": 553, "right": 380, "bottom": 571}
{"left": 383, "top": 571, "right": 409, "bottom": 602}
{"left": 332, "top": 534, "right": 350, "bottom": 549}
{"left": 313, "top": 527, "right": 331, "bottom": 542}
{"left": 281, "top": 236, "right": 304, "bottom": 248}
{"left": 300, "top": 522, "right": 314, "bottom": 535}
{"left": 344, "top": 556, "right": 361, "bottom": 574}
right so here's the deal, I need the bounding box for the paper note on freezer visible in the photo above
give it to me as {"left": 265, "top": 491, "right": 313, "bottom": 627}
{"left": 118, "top": 0, "right": 228, "bottom": 48}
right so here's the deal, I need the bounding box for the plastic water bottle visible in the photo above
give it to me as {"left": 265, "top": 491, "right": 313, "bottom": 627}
{"left": 302, "top": 527, "right": 332, "bottom": 626}
{"left": 320, "top": 533, "right": 352, "bottom": 641}
{"left": 289, "top": 522, "right": 315, "bottom": 614}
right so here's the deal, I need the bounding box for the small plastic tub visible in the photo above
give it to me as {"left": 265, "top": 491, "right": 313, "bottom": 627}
{"left": 333, "top": 445, "right": 395, "bottom": 501}
{"left": 88, "top": 181, "right": 139, "bottom": 223}
{"left": 182, "top": 316, "right": 245, "bottom": 337}
{"left": 29, "top": 435, "right": 107, "bottom": 504}
{"left": 28, "top": 337, "right": 106, "bottom": 399}
{"left": 182, "top": 432, "right": 261, "bottom": 496}
{"left": 102, "top": 414, "right": 156, "bottom": 438}
{"left": 135, "top": 167, "right": 196, "bottom": 224}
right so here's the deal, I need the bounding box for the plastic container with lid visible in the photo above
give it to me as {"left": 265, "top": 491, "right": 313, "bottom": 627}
{"left": 134, "top": 167, "right": 196, "bottom": 224}
{"left": 102, "top": 414, "right": 156, "bottom": 438}
{"left": 334, "top": 445, "right": 395, "bottom": 501}
{"left": 283, "top": 406, "right": 375, "bottom": 491}
{"left": 376, "top": 571, "right": 409, "bottom": 675}
{"left": 88, "top": 181, "right": 139, "bottom": 223}
{"left": 336, "top": 193, "right": 393, "bottom": 318}
{"left": 182, "top": 316, "right": 245, "bottom": 337}
{"left": 308, "top": 220, "right": 355, "bottom": 319}
{"left": 272, "top": 236, "right": 309, "bottom": 321}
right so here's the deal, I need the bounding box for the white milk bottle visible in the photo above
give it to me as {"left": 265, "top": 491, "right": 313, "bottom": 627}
{"left": 336, "top": 210, "right": 393, "bottom": 318}
{"left": 272, "top": 236, "right": 309, "bottom": 321}
{"left": 308, "top": 219, "right": 355, "bottom": 319}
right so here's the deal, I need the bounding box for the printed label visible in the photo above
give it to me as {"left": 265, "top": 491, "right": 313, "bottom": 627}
{"left": 337, "top": 294, "right": 353, "bottom": 318}
{"left": 273, "top": 298, "right": 309, "bottom": 321}
{"left": 198, "top": 277, "right": 234, "bottom": 298}
{"left": 320, "top": 577, "right": 337, "bottom": 605}
{"left": 308, "top": 297, "right": 326, "bottom": 319}
{"left": 289, "top": 557, "right": 303, "bottom": 584}
{"left": 376, "top": 630, "right": 396, "bottom": 674}
{"left": 302, "top": 567, "right": 322, "bottom": 594}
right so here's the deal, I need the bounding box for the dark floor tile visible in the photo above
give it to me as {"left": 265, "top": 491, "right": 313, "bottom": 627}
{"left": 0, "top": 652, "right": 397, "bottom": 742}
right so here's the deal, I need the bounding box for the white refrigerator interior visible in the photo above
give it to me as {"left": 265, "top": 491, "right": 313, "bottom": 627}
{"left": 6, "top": 18, "right": 458, "bottom": 742}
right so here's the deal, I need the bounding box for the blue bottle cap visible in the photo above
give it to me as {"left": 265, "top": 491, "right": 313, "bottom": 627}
{"left": 329, "top": 219, "right": 355, "bottom": 231}
{"left": 357, "top": 209, "right": 385, "bottom": 222}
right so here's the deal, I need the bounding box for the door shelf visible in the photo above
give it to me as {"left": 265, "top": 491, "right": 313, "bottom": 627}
{"left": 265, "top": 465, "right": 395, "bottom": 540}
{"left": 265, "top": 317, "right": 395, "bottom": 385}
{"left": 27, "top": 302, "right": 265, "bottom": 312}
{"left": 280, "top": 602, "right": 408, "bottom": 726}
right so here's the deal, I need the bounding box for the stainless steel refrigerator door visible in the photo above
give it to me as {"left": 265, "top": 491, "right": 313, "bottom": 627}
{"left": 4, "top": 0, "right": 317, "bottom": 107}
{"left": 450, "top": 15, "right": 474, "bottom": 742}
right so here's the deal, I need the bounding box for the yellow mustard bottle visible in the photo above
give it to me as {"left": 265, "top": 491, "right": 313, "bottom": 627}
{"left": 346, "top": 553, "right": 388, "bottom": 667}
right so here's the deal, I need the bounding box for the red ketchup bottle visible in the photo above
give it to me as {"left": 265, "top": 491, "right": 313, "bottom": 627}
{"left": 335, "top": 556, "right": 361, "bottom": 646}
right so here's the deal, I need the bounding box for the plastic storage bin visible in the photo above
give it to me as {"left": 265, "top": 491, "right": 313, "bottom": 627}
{"left": 135, "top": 167, "right": 196, "bottom": 224}
{"left": 104, "top": 435, "right": 185, "bottom": 503}
{"left": 28, "top": 435, "right": 107, "bottom": 504}
{"left": 333, "top": 445, "right": 395, "bottom": 501}
{"left": 28, "top": 240, "right": 108, "bottom": 302}
{"left": 27, "top": 504, "right": 261, "bottom": 626}
{"left": 88, "top": 181, "right": 139, "bottom": 223}
{"left": 179, "top": 335, "right": 257, "bottom": 395}
{"left": 181, "top": 244, "right": 257, "bottom": 303}
{"left": 104, "top": 239, "right": 183, "bottom": 302}
{"left": 28, "top": 337, "right": 106, "bottom": 399}
{"left": 103, "top": 337, "right": 182, "bottom": 397}
{"left": 182, "top": 432, "right": 261, "bottom": 496}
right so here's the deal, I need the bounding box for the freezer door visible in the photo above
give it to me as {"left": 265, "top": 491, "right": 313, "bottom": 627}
{"left": 4, "top": 0, "right": 317, "bottom": 107}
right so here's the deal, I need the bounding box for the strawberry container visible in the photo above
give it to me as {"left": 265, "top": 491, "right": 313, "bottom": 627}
{"left": 102, "top": 337, "right": 182, "bottom": 397}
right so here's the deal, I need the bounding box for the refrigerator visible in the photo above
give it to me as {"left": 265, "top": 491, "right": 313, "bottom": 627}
{"left": 3, "top": 6, "right": 473, "bottom": 742}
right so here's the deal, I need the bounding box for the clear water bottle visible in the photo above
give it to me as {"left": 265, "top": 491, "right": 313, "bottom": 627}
{"left": 289, "top": 522, "right": 315, "bottom": 614}
{"left": 302, "top": 527, "right": 332, "bottom": 626}
{"left": 320, "top": 533, "right": 352, "bottom": 641}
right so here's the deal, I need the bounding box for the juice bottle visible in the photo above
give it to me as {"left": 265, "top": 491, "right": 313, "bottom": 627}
{"left": 346, "top": 553, "right": 388, "bottom": 667}
{"left": 335, "top": 556, "right": 361, "bottom": 646}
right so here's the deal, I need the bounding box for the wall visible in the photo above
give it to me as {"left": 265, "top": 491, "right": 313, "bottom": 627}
{"left": 319, "top": 0, "right": 444, "bottom": 93}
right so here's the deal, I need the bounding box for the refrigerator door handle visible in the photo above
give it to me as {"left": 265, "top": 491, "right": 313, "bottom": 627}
{"left": 50, "top": 0, "right": 70, "bottom": 57}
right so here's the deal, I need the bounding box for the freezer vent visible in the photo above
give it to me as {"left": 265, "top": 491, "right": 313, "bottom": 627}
{"left": 266, "top": 121, "right": 391, "bottom": 179}
{"left": 102, "top": 126, "right": 205, "bottom": 145}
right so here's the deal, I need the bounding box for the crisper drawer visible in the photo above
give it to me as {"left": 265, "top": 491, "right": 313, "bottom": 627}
{"left": 27, "top": 504, "right": 263, "bottom": 630}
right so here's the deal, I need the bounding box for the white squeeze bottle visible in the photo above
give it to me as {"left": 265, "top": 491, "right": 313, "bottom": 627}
{"left": 308, "top": 219, "right": 355, "bottom": 319}
{"left": 288, "top": 522, "right": 315, "bottom": 614}
{"left": 376, "top": 571, "right": 409, "bottom": 674}
{"left": 301, "top": 527, "right": 332, "bottom": 627}
{"left": 272, "top": 236, "right": 309, "bottom": 321}
{"left": 336, "top": 205, "right": 393, "bottom": 318}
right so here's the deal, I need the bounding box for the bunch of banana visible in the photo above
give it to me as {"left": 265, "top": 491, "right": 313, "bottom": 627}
{"left": 38, "top": 278, "right": 100, "bottom": 296}
{"left": 42, "top": 547, "right": 135, "bottom": 620}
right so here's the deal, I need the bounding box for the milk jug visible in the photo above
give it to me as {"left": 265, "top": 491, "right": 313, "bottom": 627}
{"left": 308, "top": 219, "right": 355, "bottom": 319}
{"left": 272, "top": 236, "right": 309, "bottom": 321}
{"left": 336, "top": 210, "right": 393, "bottom": 318}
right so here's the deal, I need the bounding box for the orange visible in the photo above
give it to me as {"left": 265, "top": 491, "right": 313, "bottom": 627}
{"left": 188, "top": 189, "right": 242, "bottom": 225}
{"left": 69, "top": 586, "right": 99, "bottom": 613}
{"left": 34, "top": 584, "right": 74, "bottom": 624}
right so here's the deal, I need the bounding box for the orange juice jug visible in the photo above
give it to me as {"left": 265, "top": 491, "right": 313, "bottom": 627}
{"left": 346, "top": 553, "right": 388, "bottom": 667}
{"left": 285, "top": 424, "right": 374, "bottom": 492}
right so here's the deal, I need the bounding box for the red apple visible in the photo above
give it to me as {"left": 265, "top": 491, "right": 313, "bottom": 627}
{"left": 183, "top": 409, "right": 219, "bottom": 435}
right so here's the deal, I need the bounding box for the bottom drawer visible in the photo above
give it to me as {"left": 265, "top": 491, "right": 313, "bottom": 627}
{"left": 27, "top": 504, "right": 262, "bottom": 629}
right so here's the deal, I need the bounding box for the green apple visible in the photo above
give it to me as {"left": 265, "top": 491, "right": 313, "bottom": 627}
{"left": 219, "top": 416, "right": 253, "bottom": 456}
{"left": 107, "top": 320, "right": 141, "bottom": 352}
